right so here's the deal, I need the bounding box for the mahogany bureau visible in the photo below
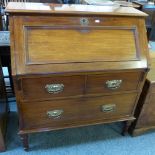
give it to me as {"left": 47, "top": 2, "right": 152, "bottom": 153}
{"left": 129, "top": 52, "right": 155, "bottom": 136}
{"left": 6, "top": 2, "right": 149, "bottom": 150}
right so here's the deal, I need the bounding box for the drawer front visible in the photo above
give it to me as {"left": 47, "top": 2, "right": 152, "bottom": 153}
{"left": 21, "top": 93, "right": 137, "bottom": 129}
{"left": 86, "top": 72, "right": 141, "bottom": 94}
{"left": 21, "top": 75, "right": 85, "bottom": 100}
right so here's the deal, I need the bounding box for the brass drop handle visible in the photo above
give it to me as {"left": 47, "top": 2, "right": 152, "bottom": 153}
{"left": 47, "top": 109, "right": 64, "bottom": 118}
{"left": 101, "top": 104, "right": 116, "bottom": 113}
{"left": 45, "top": 84, "right": 64, "bottom": 94}
{"left": 106, "top": 80, "right": 122, "bottom": 90}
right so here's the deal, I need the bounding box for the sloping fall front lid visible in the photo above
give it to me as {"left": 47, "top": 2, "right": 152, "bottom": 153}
{"left": 6, "top": 3, "right": 149, "bottom": 75}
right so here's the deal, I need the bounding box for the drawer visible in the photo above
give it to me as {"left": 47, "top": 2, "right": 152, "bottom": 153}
{"left": 21, "top": 75, "right": 85, "bottom": 100}
{"left": 21, "top": 93, "right": 137, "bottom": 130}
{"left": 86, "top": 72, "right": 141, "bottom": 94}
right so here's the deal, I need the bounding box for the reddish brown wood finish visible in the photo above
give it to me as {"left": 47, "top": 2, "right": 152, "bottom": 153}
{"left": 7, "top": 15, "right": 149, "bottom": 75}
{"left": 6, "top": 2, "right": 149, "bottom": 150}
{"left": 86, "top": 72, "right": 142, "bottom": 94}
{"left": 20, "top": 71, "right": 142, "bottom": 101}
{"left": 21, "top": 75, "right": 85, "bottom": 101}
{"left": 21, "top": 93, "right": 137, "bottom": 130}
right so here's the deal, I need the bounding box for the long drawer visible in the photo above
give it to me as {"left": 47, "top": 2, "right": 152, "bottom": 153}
{"left": 21, "top": 72, "right": 142, "bottom": 101}
{"left": 21, "top": 93, "right": 137, "bottom": 130}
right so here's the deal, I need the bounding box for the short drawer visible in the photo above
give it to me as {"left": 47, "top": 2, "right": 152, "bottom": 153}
{"left": 21, "top": 93, "right": 137, "bottom": 130}
{"left": 21, "top": 75, "right": 85, "bottom": 100}
{"left": 86, "top": 72, "right": 141, "bottom": 94}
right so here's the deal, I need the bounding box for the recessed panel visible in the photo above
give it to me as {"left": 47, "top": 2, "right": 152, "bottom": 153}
{"left": 24, "top": 26, "right": 138, "bottom": 65}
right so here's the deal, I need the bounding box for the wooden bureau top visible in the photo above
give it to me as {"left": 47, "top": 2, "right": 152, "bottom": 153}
{"left": 6, "top": 2, "right": 147, "bottom": 17}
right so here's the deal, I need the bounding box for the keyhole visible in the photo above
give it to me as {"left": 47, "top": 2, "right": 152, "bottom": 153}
{"left": 80, "top": 18, "right": 89, "bottom": 25}
{"left": 82, "top": 19, "right": 86, "bottom": 23}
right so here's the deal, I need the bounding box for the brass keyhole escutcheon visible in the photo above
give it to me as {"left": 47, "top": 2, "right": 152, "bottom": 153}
{"left": 80, "top": 18, "right": 89, "bottom": 26}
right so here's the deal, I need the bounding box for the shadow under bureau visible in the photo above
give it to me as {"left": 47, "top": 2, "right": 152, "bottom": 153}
{"left": 6, "top": 2, "right": 149, "bottom": 150}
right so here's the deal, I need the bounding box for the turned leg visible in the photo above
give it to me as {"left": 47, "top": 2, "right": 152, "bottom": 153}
{"left": 20, "top": 134, "right": 29, "bottom": 151}
{"left": 121, "top": 120, "right": 133, "bottom": 136}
